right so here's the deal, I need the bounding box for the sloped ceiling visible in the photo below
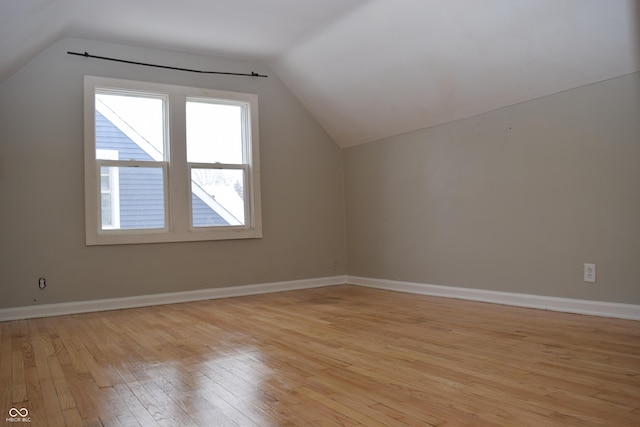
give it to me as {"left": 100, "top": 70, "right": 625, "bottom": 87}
{"left": 1, "top": 0, "right": 639, "bottom": 148}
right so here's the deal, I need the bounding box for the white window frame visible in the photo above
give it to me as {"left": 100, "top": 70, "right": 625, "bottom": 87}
{"left": 84, "top": 76, "right": 262, "bottom": 245}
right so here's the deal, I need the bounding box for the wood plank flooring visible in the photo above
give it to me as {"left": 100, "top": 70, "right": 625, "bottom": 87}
{"left": 1, "top": 285, "right": 639, "bottom": 426}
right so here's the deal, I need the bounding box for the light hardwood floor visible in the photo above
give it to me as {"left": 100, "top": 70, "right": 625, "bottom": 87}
{"left": 1, "top": 285, "right": 639, "bottom": 426}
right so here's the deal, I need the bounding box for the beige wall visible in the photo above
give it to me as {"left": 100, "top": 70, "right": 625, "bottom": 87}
{"left": 0, "top": 39, "right": 347, "bottom": 308}
{"left": 1, "top": 38, "right": 638, "bottom": 310}
{"left": 345, "top": 72, "right": 640, "bottom": 304}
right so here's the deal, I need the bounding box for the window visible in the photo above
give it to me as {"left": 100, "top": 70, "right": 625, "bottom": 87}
{"left": 84, "top": 76, "right": 262, "bottom": 245}
{"left": 97, "top": 149, "right": 120, "bottom": 229}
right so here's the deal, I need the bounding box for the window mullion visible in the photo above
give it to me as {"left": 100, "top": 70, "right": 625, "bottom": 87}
{"left": 168, "top": 93, "right": 189, "bottom": 233}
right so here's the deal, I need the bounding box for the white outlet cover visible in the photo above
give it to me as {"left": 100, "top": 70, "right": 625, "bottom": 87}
{"left": 584, "top": 263, "right": 596, "bottom": 283}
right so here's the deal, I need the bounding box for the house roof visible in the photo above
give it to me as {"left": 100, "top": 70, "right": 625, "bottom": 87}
{"left": 2, "top": 0, "right": 639, "bottom": 147}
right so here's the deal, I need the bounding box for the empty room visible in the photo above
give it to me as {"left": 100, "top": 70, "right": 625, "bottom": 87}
{"left": 1, "top": 0, "right": 639, "bottom": 425}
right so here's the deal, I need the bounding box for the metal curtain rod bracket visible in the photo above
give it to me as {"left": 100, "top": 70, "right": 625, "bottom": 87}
{"left": 67, "top": 51, "right": 268, "bottom": 78}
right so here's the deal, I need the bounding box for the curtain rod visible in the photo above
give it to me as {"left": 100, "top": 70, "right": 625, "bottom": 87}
{"left": 67, "top": 51, "right": 268, "bottom": 78}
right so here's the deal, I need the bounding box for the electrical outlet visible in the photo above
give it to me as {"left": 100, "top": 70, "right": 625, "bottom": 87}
{"left": 38, "top": 277, "right": 46, "bottom": 289}
{"left": 584, "top": 263, "right": 596, "bottom": 283}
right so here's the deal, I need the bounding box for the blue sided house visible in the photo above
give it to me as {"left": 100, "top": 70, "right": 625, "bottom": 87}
{"left": 95, "top": 109, "right": 233, "bottom": 229}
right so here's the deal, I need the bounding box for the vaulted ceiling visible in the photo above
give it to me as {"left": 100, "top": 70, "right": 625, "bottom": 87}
{"left": 1, "top": 0, "right": 639, "bottom": 147}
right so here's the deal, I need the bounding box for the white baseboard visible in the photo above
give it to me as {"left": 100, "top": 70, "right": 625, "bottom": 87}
{"left": 0, "top": 275, "right": 348, "bottom": 322}
{"left": 2, "top": 275, "right": 638, "bottom": 322}
{"left": 348, "top": 276, "right": 640, "bottom": 321}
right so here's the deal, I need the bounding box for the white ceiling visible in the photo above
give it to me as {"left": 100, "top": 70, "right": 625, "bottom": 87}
{"left": 1, "top": 0, "right": 639, "bottom": 147}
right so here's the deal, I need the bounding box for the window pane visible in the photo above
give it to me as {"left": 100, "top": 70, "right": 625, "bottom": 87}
{"left": 100, "top": 166, "right": 165, "bottom": 230}
{"left": 96, "top": 93, "right": 165, "bottom": 161}
{"left": 100, "top": 171, "right": 110, "bottom": 191}
{"left": 101, "top": 193, "right": 112, "bottom": 226}
{"left": 186, "top": 101, "right": 243, "bottom": 164}
{"left": 191, "top": 168, "right": 245, "bottom": 227}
